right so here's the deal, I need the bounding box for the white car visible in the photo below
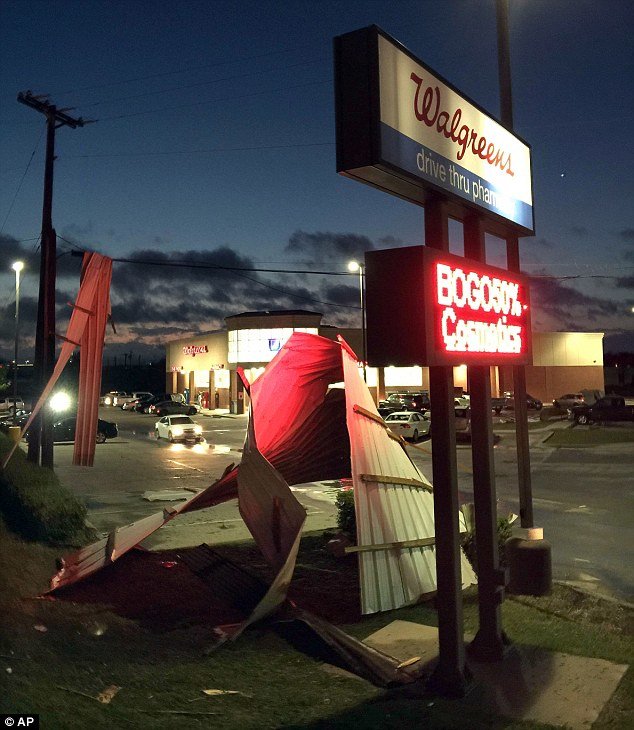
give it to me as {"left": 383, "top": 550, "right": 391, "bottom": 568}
{"left": 384, "top": 411, "right": 431, "bottom": 442}
{"left": 119, "top": 391, "right": 154, "bottom": 409}
{"left": 0, "top": 396, "right": 25, "bottom": 413}
{"left": 100, "top": 391, "right": 127, "bottom": 406}
{"left": 154, "top": 415, "right": 203, "bottom": 443}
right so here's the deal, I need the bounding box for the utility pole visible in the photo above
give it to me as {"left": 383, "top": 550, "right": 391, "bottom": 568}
{"left": 17, "top": 91, "right": 87, "bottom": 468}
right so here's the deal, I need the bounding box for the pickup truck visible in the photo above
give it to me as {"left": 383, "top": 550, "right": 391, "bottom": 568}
{"left": 571, "top": 396, "right": 634, "bottom": 425}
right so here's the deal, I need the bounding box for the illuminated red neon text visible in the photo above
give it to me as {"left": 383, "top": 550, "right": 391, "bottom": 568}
{"left": 435, "top": 263, "right": 526, "bottom": 354}
{"left": 182, "top": 345, "right": 208, "bottom": 356}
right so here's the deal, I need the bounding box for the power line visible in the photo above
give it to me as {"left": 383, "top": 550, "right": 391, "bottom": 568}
{"left": 75, "top": 58, "right": 327, "bottom": 110}
{"left": 0, "top": 127, "right": 45, "bottom": 234}
{"left": 97, "top": 78, "right": 331, "bottom": 122}
{"left": 63, "top": 141, "right": 334, "bottom": 160}
{"left": 52, "top": 45, "right": 314, "bottom": 96}
{"left": 59, "top": 239, "right": 360, "bottom": 311}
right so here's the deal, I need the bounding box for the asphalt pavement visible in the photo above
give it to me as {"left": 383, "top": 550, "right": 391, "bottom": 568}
{"left": 44, "top": 407, "right": 633, "bottom": 603}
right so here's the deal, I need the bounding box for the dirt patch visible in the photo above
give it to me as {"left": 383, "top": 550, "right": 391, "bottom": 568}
{"left": 49, "top": 534, "right": 363, "bottom": 631}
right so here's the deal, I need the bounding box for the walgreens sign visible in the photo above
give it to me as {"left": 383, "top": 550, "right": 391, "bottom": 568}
{"left": 335, "top": 26, "right": 534, "bottom": 234}
{"left": 365, "top": 246, "right": 531, "bottom": 367}
{"left": 182, "top": 345, "right": 208, "bottom": 356}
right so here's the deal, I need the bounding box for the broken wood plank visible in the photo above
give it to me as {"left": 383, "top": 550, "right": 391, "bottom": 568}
{"left": 360, "top": 474, "right": 432, "bottom": 491}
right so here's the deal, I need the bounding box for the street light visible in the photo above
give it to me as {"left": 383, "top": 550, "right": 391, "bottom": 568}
{"left": 347, "top": 260, "right": 367, "bottom": 381}
{"left": 11, "top": 261, "right": 24, "bottom": 426}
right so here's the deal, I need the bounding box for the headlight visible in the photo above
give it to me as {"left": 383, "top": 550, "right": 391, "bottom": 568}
{"left": 172, "top": 426, "right": 184, "bottom": 436}
{"left": 194, "top": 425, "right": 202, "bottom": 434}
{"left": 105, "top": 397, "right": 111, "bottom": 405}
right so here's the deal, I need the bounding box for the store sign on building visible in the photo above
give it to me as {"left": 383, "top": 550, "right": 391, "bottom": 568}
{"left": 182, "top": 345, "right": 208, "bottom": 356}
{"left": 365, "top": 246, "right": 532, "bottom": 367}
{"left": 334, "top": 26, "right": 534, "bottom": 234}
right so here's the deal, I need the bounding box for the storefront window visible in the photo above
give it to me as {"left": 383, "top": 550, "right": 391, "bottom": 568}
{"left": 214, "top": 369, "right": 230, "bottom": 389}
{"left": 227, "top": 328, "right": 318, "bottom": 363}
{"left": 384, "top": 366, "right": 423, "bottom": 387}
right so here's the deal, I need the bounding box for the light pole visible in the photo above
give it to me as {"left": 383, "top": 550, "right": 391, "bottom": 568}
{"left": 11, "top": 261, "right": 24, "bottom": 426}
{"left": 347, "top": 260, "right": 366, "bottom": 381}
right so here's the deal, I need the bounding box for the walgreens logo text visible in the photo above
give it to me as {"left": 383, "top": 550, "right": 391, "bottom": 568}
{"left": 410, "top": 73, "right": 514, "bottom": 177}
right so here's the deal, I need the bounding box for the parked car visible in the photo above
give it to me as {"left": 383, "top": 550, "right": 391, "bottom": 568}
{"left": 553, "top": 393, "right": 585, "bottom": 411}
{"left": 502, "top": 392, "right": 543, "bottom": 411}
{"left": 0, "top": 396, "right": 25, "bottom": 413}
{"left": 0, "top": 409, "right": 31, "bottom": 433}
{"left": 137, "top": 393, "right": 186, "bottom": 413}
{"left": 115, "top": 390, "right": 154, "bottom": 411}
{"left": 402, "top": 392, "right": 431, "bottom": 411}
{"left": 384, "top": 411, "right": 431, "bottom": 441}
{"left": 155, "top": 415, "right": 203, "bottom": 443}
{"left": 379, "top": 392, "right": 431, "bottom": 413}
{"left": 571, "top": 396, "right": 634, "bottom": 425}
{"left": 491, "top": 396, "right": 507, "bottom": 415}
{"left": 378, "top": 392, "right": 409, "bottom": 412}
{"left": 26, "top": 416, "right": 118, "bottom": 444}
{"left": 150, "top": 400, "right": 197, "bottom": 417}
{"left": 454, "top": 405, "right": 471, "bottom": 435}
{"left": 99, "top": 391, "right": 127, "bottom": 406}
{"left": 116, "top": 391, "right": 153, "bottom": 408}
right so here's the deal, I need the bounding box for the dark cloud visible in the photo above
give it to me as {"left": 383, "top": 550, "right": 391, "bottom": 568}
{"left": 322, "top": 283, "right": 360, "bottom": 307}
{"left": 619, "top": 228, "right": 634, "bottom": 242}
{"left": 530, "top": 276, "right": 620, "bottom": 319}
{"left": 377, "top": 235, "right": 404, "bottom": 248}
{"left": 534, "top": 237, "right": 555, "bottom": 248}
{"left": 285, "top": 230, "right": 374, "bottom": 264}
{"left": 614, "top": 277, "right": 634, "bottom": 290}
{"left": 568, "top": 225, "right": 588, "bottom": 237}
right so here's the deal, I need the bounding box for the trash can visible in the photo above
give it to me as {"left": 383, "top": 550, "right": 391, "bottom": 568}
{"left": 8, "top": 426, "right": 21, "bottom": 444}
{"left": 506, "top": 527, "right": 552, "bottom": 596}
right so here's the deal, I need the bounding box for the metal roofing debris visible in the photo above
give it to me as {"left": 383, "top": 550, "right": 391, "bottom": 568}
{"left": 341, "top": 341, "right": 476, "bottom": 615}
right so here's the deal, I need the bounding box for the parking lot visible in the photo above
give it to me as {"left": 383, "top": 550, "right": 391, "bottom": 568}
{"left": 43, "top": 405, "right": 634, "bottom": 603}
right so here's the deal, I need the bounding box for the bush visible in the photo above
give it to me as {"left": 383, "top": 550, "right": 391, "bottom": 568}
{"left": 460, "top": 516, "right": 514, "bottom": 574}
{"left": 335, "top": 489, "right": 356, "bottom": 540}
{"left": 0, "top": 434, "right": 95, "bottom": 545}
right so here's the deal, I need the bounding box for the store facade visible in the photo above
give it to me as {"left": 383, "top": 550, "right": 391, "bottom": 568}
{"left": 165, "top": 310, "right": 604, "bottom": 411}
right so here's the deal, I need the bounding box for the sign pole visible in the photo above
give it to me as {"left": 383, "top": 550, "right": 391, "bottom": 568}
{"left": 425, "top": 196, "right": 469, "bottom": 697}
{"left": 496, "top": 1, "right": 535, "bottom": 528}
{"left": 464, "top": 214, "right": 508, "bottom": 661}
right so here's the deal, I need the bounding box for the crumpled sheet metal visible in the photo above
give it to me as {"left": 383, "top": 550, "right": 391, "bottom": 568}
{"left": 48, "top": 333, "right": 348, "bottom": 592}
{"left": 341, "top": 341, "right": 476, "bottom": 614}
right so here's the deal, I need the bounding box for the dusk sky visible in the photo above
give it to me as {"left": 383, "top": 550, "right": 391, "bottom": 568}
{"left": 1, "top": 0, "right": 633, "bottom": 361}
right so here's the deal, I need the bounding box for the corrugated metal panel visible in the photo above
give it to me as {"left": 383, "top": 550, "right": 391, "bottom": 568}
{"left": 341, "top": 341, "right": 475, "bottom": 614}
{"left": 50, "top": 492, "right": 199, "bottom": 591}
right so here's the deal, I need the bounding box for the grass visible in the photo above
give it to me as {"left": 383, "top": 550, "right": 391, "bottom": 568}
{"left": 544, "top": 426, "right": 634, "bottom": 447}
{"left": 0, "top": 433, "right": 95, "bottom": 545}
{"left": 0, "top": 519, "right": 632, "bottom": 729}
{"left": 492, "top": 421, "right": 548, "bottom": 432}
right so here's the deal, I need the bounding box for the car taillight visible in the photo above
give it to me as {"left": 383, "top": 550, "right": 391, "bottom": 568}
{"left": 401, "top": 424, "right": 411, "bottom": 429}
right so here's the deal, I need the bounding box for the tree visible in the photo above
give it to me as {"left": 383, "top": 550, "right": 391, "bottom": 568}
{"left": 0, "top": 363, "right": 10, "bottom": 394}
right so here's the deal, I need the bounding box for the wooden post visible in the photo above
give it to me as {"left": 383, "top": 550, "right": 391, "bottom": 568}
{"left": 425, "top": 196, "right": 469, "bottom": 697}
{"left": 464, "top": 215, "right": 507, "bottom": 661}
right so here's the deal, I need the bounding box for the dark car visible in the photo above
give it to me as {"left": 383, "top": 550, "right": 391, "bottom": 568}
{"left": 571, "top": 395, "right": 634, "bottom": 425}
{"left": 150, "top": 400, "right": 197, "bottom": 417}
{"left": 0, "top": 409, "right": 31, "bottom": 433}
{"left": 379, "top": 391, "right": 430, "bottom": 413}
{"left": 136, "top": 393, "right": 186, "bottom": 413}
{"left": 402, "top": 392, "right": 431, "bottom": 412}
{"left": 378, "top": 392, "right": 409, "bottom": 412}
{"left": 502, "top": 392, "right": 543, "bottom": 411}
{"left": 26, "top": 416, "right": 118, "bottom": 444}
